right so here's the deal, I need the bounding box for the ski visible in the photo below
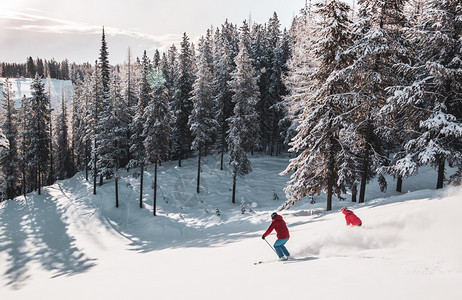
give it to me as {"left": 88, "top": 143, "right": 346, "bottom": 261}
{"left": 253, "top": 257, "right": 289, "bottom": 265}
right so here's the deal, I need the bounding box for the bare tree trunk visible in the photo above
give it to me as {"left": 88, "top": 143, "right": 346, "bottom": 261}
{"left": 359, "top": 122, "right": 372, "bottom": 203}
{"left": 220, "top": 148, "right": 224, "bottom": 171}
{"left": 115, "top": 177, "right": 119, "bottom": 208}
{"left": 197, "top": 148, "right": 201, "bottom": 193}
{"left": 93, "top": 139, "right": 97, "bottom": 195}
{"left": 232, "top": 170, "right": 237, "bottom": 204}
{"left": 396, "top": 175, "right": 403, "bottom": 193}
{"left": 38, "top": 167, "right": 42, "bottom": 195}
{"left": 436, "top": 158, "right": 445, "bottom": 189}
{"left": 153, "top": 160, "right": 157, "bottom": 216}
{"left": 139, "top": 164, "right": 144, "bottom": 208}
{"left": 351, "top": 184, "right": 357, "bottom": 202}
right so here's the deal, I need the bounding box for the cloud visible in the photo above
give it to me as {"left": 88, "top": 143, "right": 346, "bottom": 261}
{"left": 0, "top": 9, "right": 182, "bottom": 54}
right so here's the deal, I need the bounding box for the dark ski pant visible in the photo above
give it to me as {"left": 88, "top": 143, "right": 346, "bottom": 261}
{"left": 274, "top": 238, "right": 290, "bottom": 258}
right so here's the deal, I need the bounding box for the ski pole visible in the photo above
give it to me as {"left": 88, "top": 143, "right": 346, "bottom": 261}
{"left": 263, "top": 238, "right": 277, "bottom": 255}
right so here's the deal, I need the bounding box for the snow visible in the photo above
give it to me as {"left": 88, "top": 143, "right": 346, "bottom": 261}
{"left": 1, "top": 153, "right": 461, "bottom": 299}
{"left": 0, "top": 129, "right": 8, "bottom": 150}
{"left": 0, "top": 78, "right": 74, "bottom": 109}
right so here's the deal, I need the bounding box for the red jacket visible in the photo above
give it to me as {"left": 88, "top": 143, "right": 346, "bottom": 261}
{"left": 263, "top": 215, "right": 290, "bottom": 239}
{"left": 342, "top": 209, "right": 362, "bottom": 226}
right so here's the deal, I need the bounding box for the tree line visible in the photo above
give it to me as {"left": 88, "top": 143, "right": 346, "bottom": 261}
{"left": 1, "top": 57, "right": 91, "bottom": 81}
{"left": 0, "top": 14, "right": 291, "bottom": 209}
{"left": 1, "top": 0, "right": 460, "bottom": 212}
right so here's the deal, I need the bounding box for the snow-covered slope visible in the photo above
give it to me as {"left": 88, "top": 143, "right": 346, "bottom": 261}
{"left": 0, "top": 154, "right": 461, "bottom": 299}
{"left": 0, "top": 77, "right": 74, "bottom": 109}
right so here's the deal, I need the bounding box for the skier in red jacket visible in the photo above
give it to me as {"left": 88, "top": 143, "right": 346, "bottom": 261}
{"left": 262, "top": 212, "right": 290, "bottom": 260}
{"left": 341, "top": 207, "right": 362, "bottom": 226}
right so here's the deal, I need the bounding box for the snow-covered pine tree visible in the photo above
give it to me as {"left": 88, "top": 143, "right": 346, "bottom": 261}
{"left": 74, "top": 72, "right": 94, "bottom": 181}
{"left": 153, "top": 49, "right": 161, "bottom": 69}
{"left": 0, "top": 78, "right": 19, "bottom": 199}
{"left": 281, "top": 0, "right": 354, "bottom": 211}
{"left": 121, "top": 48, "right": 138, "bottom": 168}
{"left": 338, "top": 0, "right": 408, "bottom": 203}
{"left": 190, "top": 39, "right": 219, "bottom": 193}
{"left": 95, "top": 27, "right": 112, "bottom": 187}
{"left": 112, "top": 71, "right": 131, "bottom": 171}
{"left": 108, "top": 74, "right": 129, "bottom": 208}
{"left": 131, "top": 51, "right": 152, "bottom": 208}
{"left": 171, "top": 33, "right": 194, "bottom": 167}
{"left": 203, "top": 29, "right": 215, "bottom": 75}
{"left": 250, "top": 23, "right": 270, "bottom": 153}
{"left": 71, "top": 78, "right": 85, "bottom": 174}
{"left": 227, "top": 33, "right": 260, "bottom": 204}
{"left": 28, "top": 75, "right": 51, "bottom": 195}
{"left": 213, "top": 28, "right": 235, "bottom": 170}
{"left": 55, "top": 91, "right": 71, "bottom": 180}
{"left": 143, "top": 69, "right": 172, "bottom": 215}
{"left": 383, "top": 0, "right": 462, "bottom": 188}
{"left": 19, "top": 95, "right": 30, "bottom": 196}
{"left": 266, "top": 12, "right": 288, "bottom": 156}
{"left": 282, "top": 4, "right": 317, "bottom": 146}
{"left": 88, "top": 62, "right": 103, "bottom": 194}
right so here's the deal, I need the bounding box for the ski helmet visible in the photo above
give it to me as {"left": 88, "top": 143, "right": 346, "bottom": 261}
{"left": 271, "top": 212, "right": 278, "bottom": 219}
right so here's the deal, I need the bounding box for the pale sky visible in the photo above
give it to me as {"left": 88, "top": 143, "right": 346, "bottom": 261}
{"left": 0, "top": 0, "right": 311, "bottom": 64}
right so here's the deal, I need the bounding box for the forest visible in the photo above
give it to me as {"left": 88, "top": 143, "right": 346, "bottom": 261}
{"left": 0, "top": 0, "right": 460, "bottom": 211}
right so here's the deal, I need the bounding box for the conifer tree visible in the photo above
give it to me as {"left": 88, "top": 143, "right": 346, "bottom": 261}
{"left": 130, "top": 51, "right": 152, "bottom": 208}
{"left": 0, "top": 78, "right": 19, "bottom": 199}
{"left": 121, "top": 48, "right": 138, "bottom": 168}
{"left": 108, "top": 74, "right": 128, "bottom": 207}
{"left": 171, "top": 33, "right": 194, "bottom": 167}
{"left": 28, "top": 75, "right": 51, "bottom": 195}
{"left": 213, "top": 29, "right": 235, "bottom": 170}
{"left": 143, "top": 69, "right": 172, "bottom": 215}
{"left": 283, "top": 4, "right": 317, "bottom": 146}
{"left": 95, "top": 26, "right": 111, "bottom": 187}
{"left": 55, "top": 91, "right": 71, "bottom": 180}
{"left": 190, "top": 42, "right": 219, "bottom": 193}
{"left": 19, "top": 95, "right": 30, "bottom": 195}
{"left": 228, "top": 36, "right": 260, "bottom": 204}
{"left": 338, "top": 0, "right": 408, "bottom": 203}
{"left": 89, "top": 62, "right": 103, "bottom": 194}
{"left": 281, "top": 0, "right": 354, "bottom": 211}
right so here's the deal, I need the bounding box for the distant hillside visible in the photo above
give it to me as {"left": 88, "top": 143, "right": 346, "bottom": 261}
{"left": 0, "top": 77, "right": 74, "bottom": 109}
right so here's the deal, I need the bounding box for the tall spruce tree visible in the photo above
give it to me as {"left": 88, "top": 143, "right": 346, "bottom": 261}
{"left": 338, "top": 0, "right": 408, "bottom": 203}
{"left": 55, "top": 91, "right": 71, "bottom": 180}
{"left": 95, "top": 26, "right": 111, "bottom": 187}
{"left": 89, "top": 62, "right": 103, "bottom": 194}
{"left": 171, "top": 33, "right": 194, "bottom": 167}
{"left": 281, "top": 0, "right": 354, "bottom": 211}
{"left": 143, "top": 69, "right": 172, "bottom": 215}
{"left": 0, "top": 78, "right": 19, "bottom": 199}
{"left": 190, "top": 41, "right": 219, "bottom": 193}
{"left": 131, "top": 51, "right": 152, "bottom": 208}
{"left": 213, "top": 29, "right": 235, "bottom": 170}
{"left": 120, "top": 48, "right": 139, "bottom": 168}
{"left": 19, "top": 95, "right": 30, "bottom": 195}
{"left": 282, "top": 4, "right": 317, "bottom": 146}
{"left": 28, "top": 75, "right": 51, "bottom": 195}
{"left": 227, "top": 35, "right": 260, "bottom": 204}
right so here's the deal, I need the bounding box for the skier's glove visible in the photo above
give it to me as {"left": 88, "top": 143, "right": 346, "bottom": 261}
{"left": 261, "top": 234, "right": 265, "bottom": 239}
